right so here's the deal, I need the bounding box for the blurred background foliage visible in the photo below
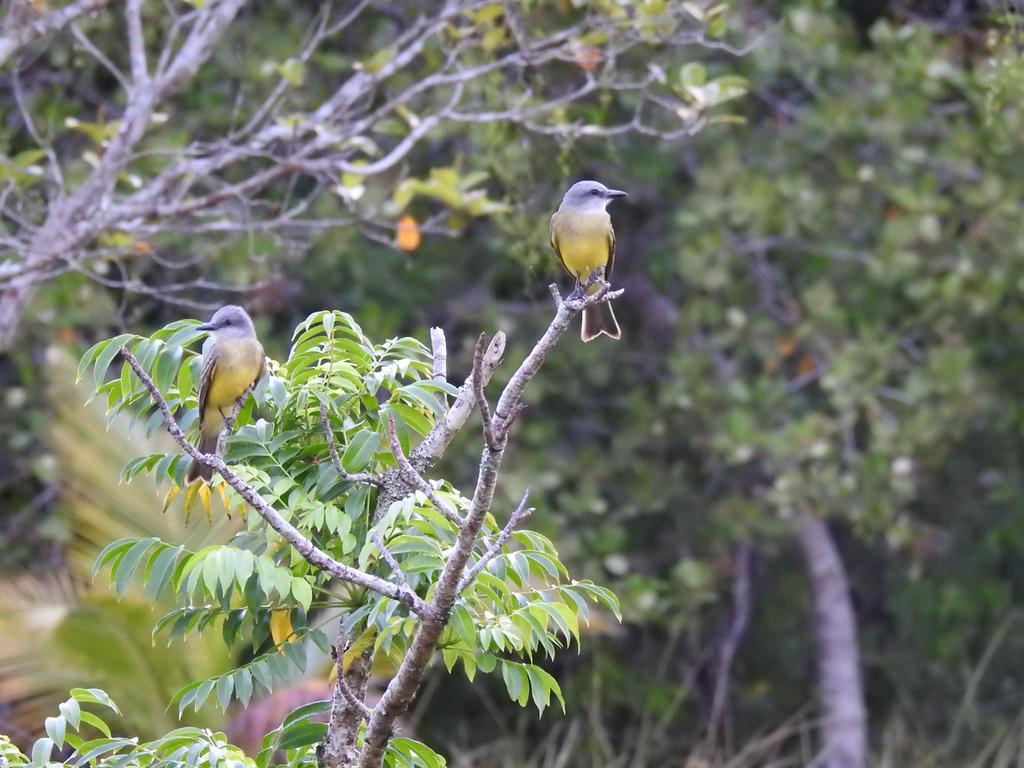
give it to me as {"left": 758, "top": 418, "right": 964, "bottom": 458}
{"left": 6, "top": 0, "right": 1024, "bottom": 765}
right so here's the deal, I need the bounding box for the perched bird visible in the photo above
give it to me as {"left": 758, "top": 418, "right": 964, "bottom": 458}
{"left": 187, "top": 305, "right": 265, "bottom": 483}
{"left": 549, "top": 180, "right": 628, "bottom": 342}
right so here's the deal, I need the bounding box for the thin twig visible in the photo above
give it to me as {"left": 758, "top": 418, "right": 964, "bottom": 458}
{"left": 119, "top": 345, "right": 431, "bottom": 618}
{"left": 0, "top": 0, "right": 111, "bottom": 67}
{"left": 457, "top": 489, "right": 534, "bottom": 593}
{"left": 472, "top": 333, "right": 500, "bottom": 450}
{"left": 320, "top": 402, "right": 383, "bottom": 486}
{"left": 331, "top": 636, "right": 374, "bottom": 720}
{"left": 0, "top": 0, "right": 713, "bottom": 350}
{"left": 706, "top": 541, "right": 754, "bottom": 746}
{"left": 336, "top": 674, "right": 372, "bottom": 720}
{"left": 429, "top": 326, "right": 447, "bottom": 387}
{"left": 371, "top": 529, "right": 410, "bottom": 591}
{"left": 386, "top": 415, "right": 463, "bottom": 528}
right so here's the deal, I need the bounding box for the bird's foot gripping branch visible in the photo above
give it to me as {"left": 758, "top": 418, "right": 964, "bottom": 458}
{"left": 76, "top": 291, "right": 622, "bottom": 768}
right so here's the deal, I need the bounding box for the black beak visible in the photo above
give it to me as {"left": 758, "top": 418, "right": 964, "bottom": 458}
{"left": 605, "top": 189, "right": 628, "bottom": 199}
{"left": 196, "top": 322, "right": 216, "bottom": 331}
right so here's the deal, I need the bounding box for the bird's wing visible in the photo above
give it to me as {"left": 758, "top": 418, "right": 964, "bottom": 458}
{"left": 606, "top": 220, "right": 616, "bottom": 280}
{"left": 549, "top": 210, "right": 571, "bottom": 277}
{"left": 253, "top": 345, "right": 266, "bottom": 390}
{"left": 197, "top": 344, "right": 216, "bottom": 421}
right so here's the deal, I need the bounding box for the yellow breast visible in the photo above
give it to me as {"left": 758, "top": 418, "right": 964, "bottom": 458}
{"left": 552, "top": 210, "right": 612, "bottom": 281}
{"left": 207, "top": 338, "right": 263, "bottom": 411}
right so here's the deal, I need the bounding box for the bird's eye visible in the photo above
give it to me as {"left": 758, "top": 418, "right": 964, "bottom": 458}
{"left": 590, "top": 189, "right": 601, "bottom": 196}
{"left": 223, "top": 319, "right": 232, "bottom": 326}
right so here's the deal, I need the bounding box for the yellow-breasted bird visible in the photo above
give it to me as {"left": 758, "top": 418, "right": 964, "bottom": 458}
{"left": 187, "top": 305, "right": 265, "bottom": 483}
{"left": 549, "top": 179, "right": 628, "bottom": 342}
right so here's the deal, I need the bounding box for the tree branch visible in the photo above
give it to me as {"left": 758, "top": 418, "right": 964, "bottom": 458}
{"left": 0, "top": 0, "right": 110, "bottom": 67}
{"left": 472, "top": 333, "right": 500, "bottom": 451}
{"left": 0, "top": 0, "right": 709, "bottom": 348}
{"left": 411, "top": 331, "right": 505, "bottom": 470}
{"left": 493, "top": 272, "right": 622, "bottom": 438}
{"left": 119, "top": 345, "right": 431, "bottom": 619}
{"left": 320, "top": 402, "right": 383, "bottom": 486}
{"left": 370, "top": 529, "right": 410, "bottom": 591}
{"left": 157, "top": 0, "right": 247, "bottom": 96}
{"left": 706, "top": 541, "right": 754, "bottom": 746}
{"left": 386, "top": 415, "right": 463, "bottom": 528}
{"left": 125, "top": 0, "right": 149, "bottom": 86}
{"left": 335, "top": 674, "right": 372, "bottom": 721}
{"left": 796, "top": 509, "right": 867, "bottom": 768}
{"left": 354, "top": 284, "right": 622, "bottom": 768}
{"left": 457, "top": 489, "right": 534, "bottom": 594}
{"left": 429, "top": 326, "right": 446, "bottom": 389}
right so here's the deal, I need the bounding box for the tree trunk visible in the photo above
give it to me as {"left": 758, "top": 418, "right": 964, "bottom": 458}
{"left": 796, "top": 510, "right": 867, "bottom": 768}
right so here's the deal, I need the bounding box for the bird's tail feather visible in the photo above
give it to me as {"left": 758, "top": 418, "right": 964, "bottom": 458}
{"left": 581, "top": 302, "right": 621, "bottom": 343}
{"left": 186, "top": 432, "right": 220, "bottom": 483}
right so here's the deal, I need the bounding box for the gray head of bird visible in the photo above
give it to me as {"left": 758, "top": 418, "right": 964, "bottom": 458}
{"left": 197, "top": 305, "right": 256, "bottom": 338}
{"left": 559, "top": 180, "right": 628, "bottom": 213}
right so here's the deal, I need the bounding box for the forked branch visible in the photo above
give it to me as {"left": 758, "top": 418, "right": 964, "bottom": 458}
{"left": 386, "top": 415, "right": 464, "bottom": 527}
{"left": 320, "top": 402, "right": 384, "bottom": 486}
{"left": 473, "top": 333, "right": 501, "bottom": 450}
{"left": 458, "top": 489, "right": 534, "bottom": 593}
{"left": 352, "top": 283, "right": 623, "bottom": 768}
{"left": 119, "top": 346, "right": 431, "bottom": 619}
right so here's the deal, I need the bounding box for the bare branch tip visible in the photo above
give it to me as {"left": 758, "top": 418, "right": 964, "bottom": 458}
{"left": 429, "top": 326, "right": 447, "bottom": 386}
{"left": 487, "top": 331, "right": 506, "bottom": 361}
{"left": 548, "top": 283, "right": 562, "bottom": 305}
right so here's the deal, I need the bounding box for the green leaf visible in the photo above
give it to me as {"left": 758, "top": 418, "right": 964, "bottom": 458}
{"left": 525, "top": 664, "right": 565, "bottom": 715}
{"left": 388, "top": 738, "right": 447, "bottom": 768}
{"left": 501, "top": 661, "right": 526, "bottom": 705}
{"left": 282, "top": 699, "right": 331, "bottom": 727}
{"left": 44, "top": 716, "right": 65, "bottom": 748}
{"left": 154, "top": 344, "right": 183, "bottom": 393}
{"left": 70, "top": 688, "right": 121, "bottom": 715}
{"left": 77, "top": 711, "right": 112, "bottom": 738}
{"left": 399, "top": 383, "right": 446, "bottom": 417}
{"left": 283, "top": 640, "right": 307, "bottom": 672}
{"left": 192, "top": 679, "right": 216, "bottom": 713}
{"left": 450, "top": 604, "right": 476, "bottom": 648}
{"left": 70, "top": 738, "right": 130, "bottom": 764}
{"left": 216, "top": 675, "right": 233, "bottom": 711}
{"left": 92, "top": 538, "right": 136, "bottom": 577}
{"left": 58, "top": 697, "right": 81, "bottom": 730}
{"left": 112, "top": 538, "right": 156, "bottom": 595}
{"left": 278, "top": 722, "right": 326, "bottom": 749}
{"left": 290, "top": 577, "right": 313, "bottom": 611}
{"left": 30, "top": 738, "right": 53, "bottom": 768}
{"left": 145, "top": 545, "right": 182, "bottom": 600}
{"left": 680, "top": 61, "right": 707, "bottom": 86}
{"left": 234, "top": 669, "right": 254, "bottom": 707}
{"left": 342, "top": 429, "right": 379, "bottom": 473}
{"left": 94, "top": 336, "right": 132, "bottom": 388}
{"left": 251, "top": 658, "right": 275, "bottom": 693}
